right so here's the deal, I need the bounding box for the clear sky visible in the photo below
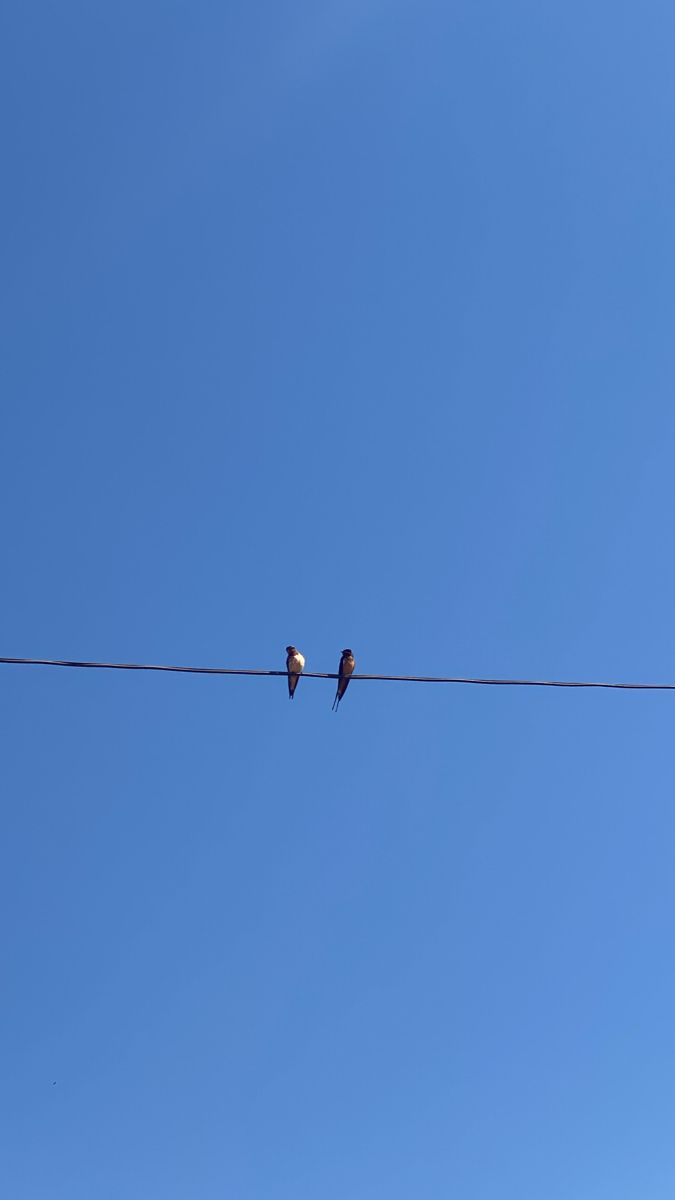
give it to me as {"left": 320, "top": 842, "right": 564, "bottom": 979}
{"left": 3, "top": 2, "right": 675, "bottom": 1196}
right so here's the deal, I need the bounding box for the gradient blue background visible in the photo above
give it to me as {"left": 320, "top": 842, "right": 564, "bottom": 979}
{"left": 3, "top": 2, "right": 675, "bottom": 1196}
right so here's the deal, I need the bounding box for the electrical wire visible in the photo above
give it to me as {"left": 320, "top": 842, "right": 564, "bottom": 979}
{"left": 1, "top": 656, "right": 674, "bottom": 690}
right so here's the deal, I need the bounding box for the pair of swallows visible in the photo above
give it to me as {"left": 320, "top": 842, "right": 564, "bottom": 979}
{"left": 285, "top": 646, "right": 356, "bottom": 710}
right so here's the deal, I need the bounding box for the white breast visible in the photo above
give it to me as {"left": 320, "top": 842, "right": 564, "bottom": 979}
{"left": 289, "top": 653, "right": 305, "bottom": 672}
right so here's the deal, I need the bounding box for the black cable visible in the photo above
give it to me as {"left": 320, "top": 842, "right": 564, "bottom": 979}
{"left": 1, "top": 657, "right": 674, "bottom": 690}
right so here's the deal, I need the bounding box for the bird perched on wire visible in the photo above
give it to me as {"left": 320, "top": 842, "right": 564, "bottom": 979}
{"left": 285, "top": 645, "right": 305, "bottom": 699}
{"left": 332, "top": 648, "right": 355, "bottom": 711}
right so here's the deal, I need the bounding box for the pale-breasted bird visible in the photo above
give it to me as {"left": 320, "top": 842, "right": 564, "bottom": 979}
{"left": 332, "top": 648, "right": 355, "bottom": 711}
{"left": 285, "top": 645, "right": 305, "bottom": 699}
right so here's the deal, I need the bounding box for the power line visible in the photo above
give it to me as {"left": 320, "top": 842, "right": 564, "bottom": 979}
{"left": 1, "top": 656, "right": 674, "bottom": 690}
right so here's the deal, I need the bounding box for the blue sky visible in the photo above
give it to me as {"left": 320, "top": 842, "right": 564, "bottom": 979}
{"left": 3, "top": 2, "right": 675, "bottom": 1196}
